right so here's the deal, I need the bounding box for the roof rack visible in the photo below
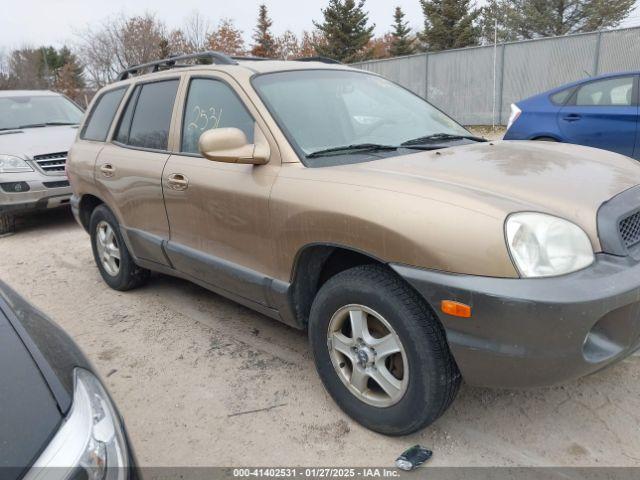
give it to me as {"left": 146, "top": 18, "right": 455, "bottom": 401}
{"left": 295, "top": 56, "right": 341, "bottom": 64}
{"left": 231, "top": 55, "right": 272, "bottom": 62}
{"left": 117, "top": 51, "right": 238, "bottom": 81}
{"left": 116, "top": 52, "right": 342, "bottom": 81}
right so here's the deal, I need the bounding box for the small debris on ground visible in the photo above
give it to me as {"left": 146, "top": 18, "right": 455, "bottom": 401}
{"left": 395, "top": 445, "right": 433, "bottom": 471}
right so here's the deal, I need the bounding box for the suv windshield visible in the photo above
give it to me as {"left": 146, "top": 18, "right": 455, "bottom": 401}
{"left": 253, "top": 70, "right": 470, "bottom": 165}
{"left": 0, "top": 94, "right": 83, "bottom": 131}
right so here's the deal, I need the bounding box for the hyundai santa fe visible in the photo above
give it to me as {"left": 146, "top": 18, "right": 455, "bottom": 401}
{"left": 68, "top": 52, "right": 640, "bottom": 435}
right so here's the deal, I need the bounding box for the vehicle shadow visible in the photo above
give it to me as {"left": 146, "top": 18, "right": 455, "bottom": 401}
{"left": 410, "top": 351, "right": 640, "bottom": 465}
{"left": 5, "top": 207, "right": 78, "bottom": 236}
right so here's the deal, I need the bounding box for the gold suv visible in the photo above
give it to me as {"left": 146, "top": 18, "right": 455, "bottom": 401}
{"left": 68, "top": 52, "right": 640, "bottom": 435}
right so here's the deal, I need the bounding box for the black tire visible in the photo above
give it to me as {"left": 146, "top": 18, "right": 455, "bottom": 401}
{"left": 533, "top": 136, "right": 558, "bottom": 142}
{"left": 0, "top": 213, "right": 15, "bottom": 235}
{"left": 308, "top": 265, "right": 461, "bottom": 436}
{"left": 89, "top": 205, "right": 150, "bottom": 291}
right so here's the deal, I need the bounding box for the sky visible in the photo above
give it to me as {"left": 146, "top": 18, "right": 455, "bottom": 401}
{"left": 2, "top": 0, "right": 640, "bottom": 51}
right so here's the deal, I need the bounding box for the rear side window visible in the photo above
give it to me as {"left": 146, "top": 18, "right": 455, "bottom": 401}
{"left": 114, "top": 86, "right": 140, "bottom": 145}
{"left": 115, "top": 80, "right": 179, "bottom": 150}
{"left": 181, "top": 78, "right": 255, "bottom": 154}
{"left": 550, "top": 88, "right": 573, "bottom": 105}
{"left": 575, "top": 77, "right": 634, "bottom": 106}
{"left": 80, "top": 88, "right": 126, "bottom": 141}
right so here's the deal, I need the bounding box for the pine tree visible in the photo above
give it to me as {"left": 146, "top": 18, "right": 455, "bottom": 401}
{"left": 313, "top": 0, "right": 375, "bottom": 62}
{"left": 478, "top": 0, "right": 521, "bottom": 44}
{"left": 37, "top": 46, "right": 84, "bottom": 90}
{"left": 58, "top": 47, "right": 85, "bottom": 89}
{"left": 419, "top": 0, "right": 480, "bottom": 51}
{"left": 390, "top": 6, "right": 415, "bottom": 57}
{"left": 479, "top": 0, "right": 635, "bottom": 41}
{"left": 251, "top": 4, "right": 277, "bottom": 58}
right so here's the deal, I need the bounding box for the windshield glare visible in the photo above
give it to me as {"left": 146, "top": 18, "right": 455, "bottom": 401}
{"left": 0, "top": 95, "right": 83, "bottom": 130}
{"left": 253, "top": 70, "right": 470, "bottom": 163}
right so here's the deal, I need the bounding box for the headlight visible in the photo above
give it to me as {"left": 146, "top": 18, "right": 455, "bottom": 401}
{"left": 0, "top": 154, "right": 33, "bottom": 173}
{"left": 25, "top": 369, "right": 129, "bottom": 480}
{"left": 505, "top": 212, "right": 594, "bottom": 278}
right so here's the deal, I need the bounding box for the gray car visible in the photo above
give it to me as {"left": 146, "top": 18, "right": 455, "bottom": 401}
{"left": 0, "top": 90, "right": 82, "bottom": 233}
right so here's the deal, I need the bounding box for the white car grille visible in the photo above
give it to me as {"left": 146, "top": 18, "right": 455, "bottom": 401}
{"left": 33, "top": 152, "right": 67, "bottom": 175}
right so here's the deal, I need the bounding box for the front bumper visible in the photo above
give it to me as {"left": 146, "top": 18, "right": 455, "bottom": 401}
{"left": 0, "top": 173, "right": 71, "bottom": 215}
{"left": 392, "top": 254, "right": 640, "bottom": 388}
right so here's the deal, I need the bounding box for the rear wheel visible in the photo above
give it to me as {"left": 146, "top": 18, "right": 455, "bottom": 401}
{"left": 533, "top": 136, "right": 558, "bottom": 142}
{"left": 89, "top": 205, "right": 150, "bottom": 291}
{"left": 308, "top": 265, "right": 461, "bottom": 435}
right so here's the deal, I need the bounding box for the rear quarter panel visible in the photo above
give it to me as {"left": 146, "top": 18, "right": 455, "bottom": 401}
{"left": 67, "top": 140, "right": 104, "bottom": 202}
{"left": 505, "top": 95, "right": 562, "bottom": 140}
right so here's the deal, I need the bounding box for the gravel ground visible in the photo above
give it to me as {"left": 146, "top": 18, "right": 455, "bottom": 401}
{"left": 468, "top": 126, "right": 506, "bottom": 141}
{"left": 2, "top": 208, "right": 640, "bottom": 468}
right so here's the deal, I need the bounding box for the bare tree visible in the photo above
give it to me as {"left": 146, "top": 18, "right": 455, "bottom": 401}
{"left": 368, "top": 33, "right": 394, "bottom": 59}
{"left": 76, "top": 13, "right": 167, "bottom": 87}
{"left": 54, "top": 62, "right": 84, "bottom": 103}
{"left": 300, "top": 30, "right": 326, "bottom": 57}
{"left": 7, "top": 48, "right": 47, "bottom": 89}
{"left": 207, "top": 18, "right": 246, "bottom": 56}
{"left": 275, "top": 30, "right": 302, "bottom": 59}
{"left": 165, "top": 29, "right": 194, "bottom": 56}
{"left": 0, "top": 49, "right": 17, "bottom": 89}
{"left": 182, "top": 10, "right": 211, "bottom": 52}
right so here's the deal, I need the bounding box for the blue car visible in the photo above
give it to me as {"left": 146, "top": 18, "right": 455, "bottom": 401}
{"left": 504, "top": 72, "right": 640, "bottom": 159}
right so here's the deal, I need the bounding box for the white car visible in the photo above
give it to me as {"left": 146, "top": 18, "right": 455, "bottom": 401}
{"left": 0, "top": 90, "right": 83, "bottom": 233}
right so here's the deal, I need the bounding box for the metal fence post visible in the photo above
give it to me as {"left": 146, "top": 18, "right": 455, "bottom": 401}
{"left": 497, "top": 44, "right": 506, "bottom": 125}
{"left": 424, "top": 52, "right": 430, "bottom": 100}
{"left": 593, "top": 31, "right": 603, "bottom": 76}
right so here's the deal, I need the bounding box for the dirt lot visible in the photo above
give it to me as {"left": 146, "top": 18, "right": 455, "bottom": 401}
{"left": 468, "top": 125, "right": 506, "bottom": 141}
{"left": 2, "top": 208, "right": 640, "bottom": 468}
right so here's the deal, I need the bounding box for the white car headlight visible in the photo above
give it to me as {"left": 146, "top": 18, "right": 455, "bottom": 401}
{"left": 25, "top": 369, "right": 129, "bottom": 480}
{"left": 506, "top": 212, "right": 594, "bottom": 278}
{"left": 0, "top": 154, "right": 33, "bottom": 173}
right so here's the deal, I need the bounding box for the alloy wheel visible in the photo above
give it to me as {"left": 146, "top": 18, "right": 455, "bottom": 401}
{"left": 327, "top": 304, "right": 409, "bottom": 407}
{"left": 95, "top": 221, "right": 121, "bottom": 277}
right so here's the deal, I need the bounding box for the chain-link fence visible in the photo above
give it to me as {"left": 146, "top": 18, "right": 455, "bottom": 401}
{"left": 353, "top": 26, "right": 640, "bottom": 126}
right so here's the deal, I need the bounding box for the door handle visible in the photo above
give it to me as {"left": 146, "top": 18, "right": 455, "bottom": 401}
{"left": 562, "top": 114, "right": 581, "bottom": 122}
{"left": 99, "top": 163, "right": 115, "bottom": 177}
{"left": 167, "top": 173, "right": 189, "bottom": 191}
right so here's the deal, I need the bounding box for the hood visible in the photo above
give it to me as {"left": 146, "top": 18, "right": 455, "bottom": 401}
{"left": 0, "top": 304, "right": 62, "bottom": 474}
{"left": 333, "top": 140, "right": 640, "bottom": 250}
{"left": 0, "top": 125, "right": 78, "bottom": 158}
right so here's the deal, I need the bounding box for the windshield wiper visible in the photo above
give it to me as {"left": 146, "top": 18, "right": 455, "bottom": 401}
{"left": 18, "top": 122, "right": 78, "bottom": 129}
{"left": 401, "top": 133, "right": 486, "bottom": 146}
{"left": 307, "top": 143, "right": 399, "bottom": 158}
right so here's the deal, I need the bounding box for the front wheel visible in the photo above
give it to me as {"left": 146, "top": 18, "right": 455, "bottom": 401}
{"left": 89, "top": 205, "right": 150, "bottom": 291}
{"left": 308, "top": 265, "right": 461, "bottom": 435}
{"left": 0, "top": 213, "right": 15, "bottom": 235}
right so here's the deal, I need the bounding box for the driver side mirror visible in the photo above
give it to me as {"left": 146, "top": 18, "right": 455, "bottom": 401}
{"left": 198, "top": 126, "right": 270, "bottom": 165}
